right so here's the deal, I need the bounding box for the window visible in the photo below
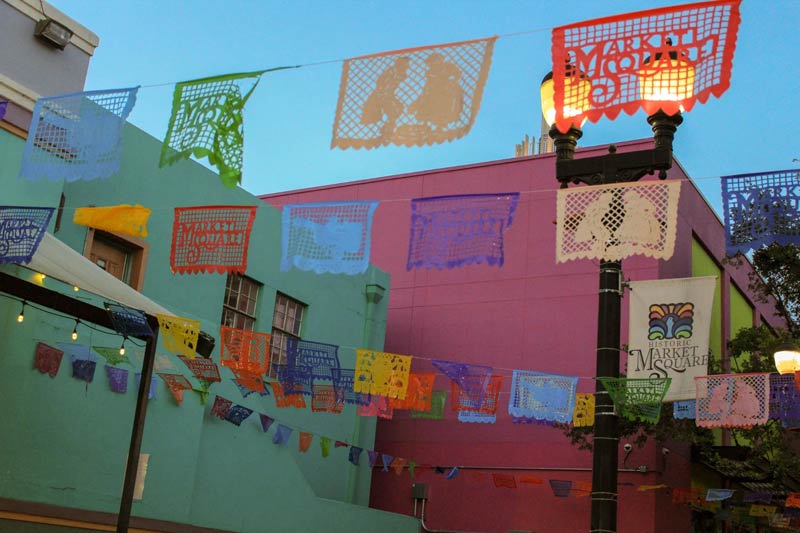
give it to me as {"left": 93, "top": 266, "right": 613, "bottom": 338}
{"left": 84, "top": 229, "right": 147, "bottom": 290}
{"left": 269, "top": 293, "right": 306, "bottom": 378}
{"left": 221, "top": 274, "right": 261, "bottom": 330}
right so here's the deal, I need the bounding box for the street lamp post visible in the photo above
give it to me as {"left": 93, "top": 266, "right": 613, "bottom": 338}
{"left": 541, "top": 50, "right": 693, "bottom": 533}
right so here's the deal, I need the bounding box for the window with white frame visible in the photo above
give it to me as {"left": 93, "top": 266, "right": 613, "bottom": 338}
{"left": 269, "top": 293, "right": 306, "bottom": 378}
{"left": 221, "top": 274, "right": 261, "bottom": 330}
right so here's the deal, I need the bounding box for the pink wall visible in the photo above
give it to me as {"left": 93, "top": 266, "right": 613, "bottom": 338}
{"left": 262, "top": 139, "right": 780, "bottom": 533}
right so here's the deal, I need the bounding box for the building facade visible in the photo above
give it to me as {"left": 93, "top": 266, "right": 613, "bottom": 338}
{"left": 262, "top": 139, "right": 782, "bottom": 533}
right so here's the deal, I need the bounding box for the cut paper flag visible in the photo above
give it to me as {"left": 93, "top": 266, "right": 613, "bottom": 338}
{"left": 0, "top": 206, "right": 54, "bottom": 264}
{"left": 331, "top": 368, "right": 371, "bottom": 406}
{"left": 786, "top": 493, "right": 800, "bottom": 509}
{"left": 408, "top": 461, "right": 416, "bottom": 478}
{"left": 432, "top": 359, "right": 492, "bottom": 410}
{"left": 320, "top": 437, "right": 331, "bottom": 458}
{"left": 550, "top": 0, "right": 741, "bottom": 132}
{"left": 549, "top": 480, "right": 572, "bottom": 498}
{"left": 274, "top": 364, "right": 314, "bottom": 396}
{"left": 160, "top": 71, "right": 264, "bottom": 187}
{"left": 332, "top": 37, "right": 496, "bottom": 149}
{"left": 178, "top": 355, "right": 221, "bottom": 382}
{"left": 210, "top": 396, "right": 233, "bottom": 420}
{"left": 272, "top": 424, "right": 292, "bottom": 446}
{"left": 573, "top": 481, "right": 592, "bottom": 498}
{"left": 71, "top": 356, "right": 97, "bottom": 383}
{"left": 573, "top": 393, "right": 594, "bottom": 427}
{"left": 458, "top": 410, "right": 496, "bottom": 424}
{"left": 170, "top": 206, "right": 257, "bottom": 274}
{"left": 769, "top": 373, "right": 800, "bottom": 428}
{"left": 367, "top": 450, "right": 379, "bottom": 467}
{"left": 349, "top": 446, "right": 363, "bottom": 466}
{"left": 638, "top": 484, "right": 668, "bottom": 492}
{"left": 381, "top": 454, "right": 394, "bottom": 472}
{"left": 672, "top": 487, "right": 705, "bottom": 505}
{"left": 259, "top": 413, "right": 275, "bottom": 433}
{"left": 721, "top": 169, "right": 800, "bottom": 256}
{"left": 224, "top": 404, "right": 253, "bottom": 426}
{"left": 453, "top": 375, "right": 502, "bottom": 415}
{"left": 445, "top": 467, "right": 460, "bottom": 480}
{"left": 92, "top": 346, "right": 132, "bottom": 366}
{"left": 357, "top": 395, "right": 394, "bottom": 419}
{"left": 287, "top": 337, "right": 340, "bottom": 382}
{"left": 705, "top": 489, "right": 735, "bottom": 502}
{"left": 354, "top": 348, "right": 412, "bottom": 399}
{"left": 232, "top": 378, "right": 270, "bottom": 398}
{"left": 232, "top": 370, "right": 266, "bottom": 393}
{"left": 390, "top": 457, "right": 408, "bottom": 476}
{"left": 695, "top": 373, "right": 770, "bottom": 428}
{"left": 156, "top": 314, "right": 200, "bottom": 359}
{"left": 627, "top": 276, "right": 716, "bottom": 401}
{"left": 105, "top": 365, "right": 128, "bottom": 393}
{"left": 157, "top": 373, "right": 192, "bottom": 405}
{"left": 556, "top": 180, "right": 681, "bottom": 263}
{"left": 298, "top": 432, "right": 313, "bottom": 453}
{"left": 20, "top": 87, "right": 138, "bottom": 181}
{"left": 135, "top": 373, "right": 157, "bottom": 400}
{"left": 407, "top": 193, "right": 519, "bottom": 270}
{"left": 750, "top": 505, "right": 777, "bottom": 517}
{"left": 493, "top": 473, "right": 517, "bottom": 489}
{"left": 673, "top": 400, "right": 697, "bottom": 420}
{"left": 269, "top": 382, "right": 307, "bottom": 409}
{"left": 281, "top": 201, "right": 379, "bottom": 275}
{"left": 508, "top": 370, "right": 578, "bottom": 423}
{"left": 411, "top": 390, "right": 447, "bottom": 420}
{"left": 390, "top": 373, "right": 435, "bottom": 411}
{"left": 73, "top": 205, "right": 151, "bottom": 238}
{"left": 598, "top": 377, "right": 671, "bottom": 423}
{"left": 220, "top": 326, "right": 270, "bottom": 374}
{"left": 33, "top": 342, "right": 63, "bottom": 378}
{"left": 311, "top": 384, "right": 344, "bottom": 413}
{"left": 194, "top": 383, "right": 212, "bottom": 404}
{"left": 106, "top": 302, "right": 153, "bottom": 339}
{"left": 743, "top": 490, "right": 772, "bottom": 504}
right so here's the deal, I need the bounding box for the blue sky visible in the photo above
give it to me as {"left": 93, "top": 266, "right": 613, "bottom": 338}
{"left": 50, "top": 0, "right": 800, "bottom": 213}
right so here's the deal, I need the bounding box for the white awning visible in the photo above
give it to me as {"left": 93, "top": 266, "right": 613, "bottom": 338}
{"left": 26, "top": 232, "right": 171, "bottom": 317}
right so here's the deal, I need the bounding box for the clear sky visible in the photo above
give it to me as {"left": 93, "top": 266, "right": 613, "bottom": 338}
{"left": 49, "top": 0, "right": 800, "bottom": 213}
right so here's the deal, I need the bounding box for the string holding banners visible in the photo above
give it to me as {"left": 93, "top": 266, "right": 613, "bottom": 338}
{"left": 556, "top": 180, "right": 681, "bottom": 263}
{"left": 20, "top": 87, "right": 139, "bottom": 181}
{"left": 695, "top": 373, "right": 770, "bottom": 429}
{"left": 160, "top": 71, "right": 265, "bottom": 188}
{"left": 281, "top": 201, "right": 379, "bottom": 275}
{"left": 332, "top": 37, "right": 496, "bottom": 149}
{"left": 407, "top": 193, "right": 519, "bottom": 271}
{"left": 721, "top": 169, "right": 800, "bottom": 256}
{"left": 550, "top": 0, "right": 741, "bottom": 132}
{"left": 170, "top": 206, "right": 257, "bottom": 274}
{"left": 73, "top": 205, "right": 151, "bottom": 239}
{"left": 0, "top": 206, "right": 54, "bottom": 264}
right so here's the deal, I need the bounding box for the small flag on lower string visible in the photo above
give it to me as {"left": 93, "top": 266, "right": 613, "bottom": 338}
{"left": 106, "top": 365, "right": 128, "bottom": 393}
{"left": 367, "top": 450, "right": 379, "bottom": 468}
{"left": 445, "top": 467, "right": 459, "bottom": 480}
{"left": 381, "top": 454, "right": 394, "bottom": 472}
{"left": 332, "top": 37, "right": 496, "bottom": 150}
{"left": 320, "top": 436, "right": 331, "bottom": 458}
{"left": 224, "top": 404, "right": 253, "bottom": 426}
{"left": 408, "top": 461, "right": 416, "bottom": 478}
{"left": 390, "top": 457, "right": 408, "bottom": 476}
{"left": 573, "top": 481, "right": 591, "bottom": 498}
{"left": 281, "top": 201, "right": 379, "bottom": 275}
{"left": 272, "top": 424, "right": 292, "bottom": 446}
{"left": 549, "top": 480, "right": 572, "bottom": 498}
{"left": 348, "top": 446, "right": 362, "bottom": 466}
{"left": 259, "top": 414, "right": 275, "bottom": 433}
{"left": 210, "top": 396, "right": 233, "bottom": 420}
{"left": 493, "top": 473, "right": 517, "bottom": 489}
{"left": 157, "top": 373, "right": 192, "bottom": 405}
{"left": 33, "top": 342, "right": 63, "bottom": 378}
{"left": 299, "top": 432, "right": 313, "bottom": 453}
{"left": 0, "top": 207, "right": 54, "bottom": 264}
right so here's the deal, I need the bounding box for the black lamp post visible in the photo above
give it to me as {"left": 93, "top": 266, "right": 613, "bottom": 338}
{"left": 541, "top": 48, "right": 694, "bottom": 533}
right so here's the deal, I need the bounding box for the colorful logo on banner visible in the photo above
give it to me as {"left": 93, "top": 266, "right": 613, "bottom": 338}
{"left": 332, "top": 37, "right": 496, "bottom": 149}
{"left": 156, "top": 314, "right": 200, "bottom": 359}
{"left": 695, "top": 373, "right": 770, "bottom": 428}
{"left": 407, "top": 193, "right": 519, "bottom": 270}
{"left": 0, "top": 206, "right": 54, "bottom": 264}
{"left": 20, "top": 87, "right": 138, "bottom": 181}
{"left": 161, "top": 71, "right": 264, "bottom": 188}
{"left": 280, "top": 201, "right": 379, "bottom": 275}
{"left": 73, "top": 205, "right": 151, "bottom": 238}
{"left": 106, "top": 302, "right": 153, "bottom": 339}
{"left": 598, "top": 377, "right": 671, "bottom": 423}
{"left": 354, "top": 349, "right": 412, "bottom": 399}
{"left": 509, "top": 370, "right": 578, "bottom": 423}
{"left": 220, "top": 326, "right": 270, "bottom": 374}
{"left": 556, "top": 180, "right": 681, "bottom": 263}
{"left": 550, "top": 0, "right": 741, "bottom": 132}
{"left": 627, "top": 276, "right": 716, "bottom": 401}
{"left": 721, "top": 169, "right": 800, "bottom": 256}
{"left": 170, "top": 206, "right": 257, "bottom": 274}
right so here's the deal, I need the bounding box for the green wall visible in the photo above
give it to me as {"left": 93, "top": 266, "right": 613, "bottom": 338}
{"left": 0, "top": 125, "right": 416, "bottom": 533}
{"left": 691, "top": 239, "right": 722, "bottom": 365}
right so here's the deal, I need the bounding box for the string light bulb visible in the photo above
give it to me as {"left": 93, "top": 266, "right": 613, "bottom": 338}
{"left": 17, "top": 301, "right": 26, "bottom": 323}
{"left": 119, "top": 338, "right": 126, "bottom": 356}
{"left": 73, "top": 285, "right": 79, "bottom": 292}
{"left": 71, "top": 320, "right": 79, "bottom": 341}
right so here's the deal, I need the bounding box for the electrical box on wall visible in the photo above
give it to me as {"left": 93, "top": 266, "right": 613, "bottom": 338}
{"left": 411, "top": 482, "right": 428, "bottom": 500}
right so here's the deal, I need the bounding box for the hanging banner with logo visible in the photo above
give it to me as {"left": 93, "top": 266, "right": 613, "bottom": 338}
{"left": 627, "top": 276, "right": 716, "bottom": 402}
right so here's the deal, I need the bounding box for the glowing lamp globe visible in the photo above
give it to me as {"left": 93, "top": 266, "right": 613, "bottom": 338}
{"left": 540, "top": 68, "right": 591, "bottom": 130}
{"left": 774, "top": 342, "right": 800, "bottom": 375}
{"left": 639, "top": 42, "right": 695, "bottom": 114}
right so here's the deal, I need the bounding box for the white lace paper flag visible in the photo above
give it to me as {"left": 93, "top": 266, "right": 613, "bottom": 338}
{"left": 332, "top": 37, "right": 496, "bottom": 149}
{"left": 695, "top": 373, "right": 770, "bottom": 428}
{"left": 281, "top": 201, "right": 379, "bottom": 275}
{"left": 556, "top": 180, "right": 681, "bottom": 263}
{"left": 20, "top": 88, "right": 138, "bottom": 182}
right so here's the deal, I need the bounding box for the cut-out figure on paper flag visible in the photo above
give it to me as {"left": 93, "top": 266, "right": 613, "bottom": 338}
{"left": 361, "top": 56, "right": 410, "bottom": 138}
{"left": 408, "top": 53, "right": 464, "bottom": 129}
{"left": 695, "top": 373, "right": 770, "bottom": 428}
